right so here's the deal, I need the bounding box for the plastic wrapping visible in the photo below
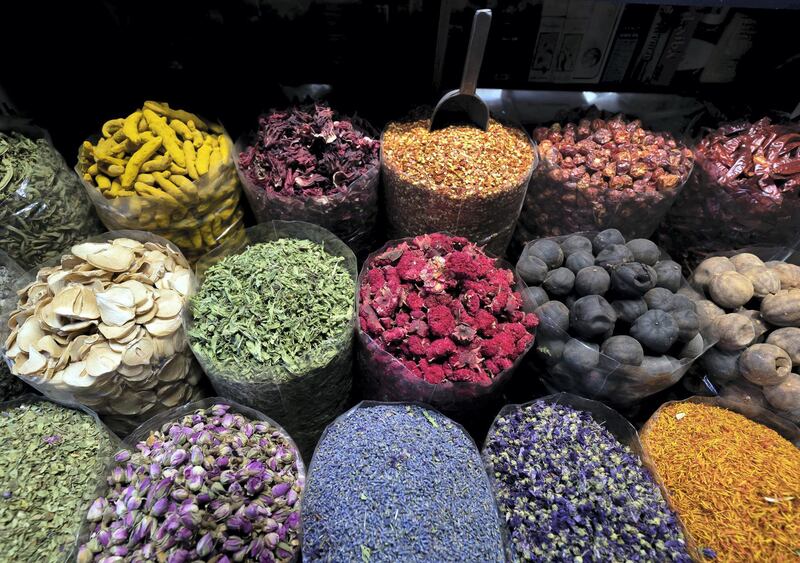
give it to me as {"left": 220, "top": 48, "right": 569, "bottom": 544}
{"left": 356, "top": 236, "right": 538, "bottom": 426}
{"left": 483, "top": 393, "right": 700, "bottom": 562}
{"left": 0, "top": 250, "right": 33, "bottom": 400}
{"left": 1, "top": 394, "right": 119, "bottom": 563}
{"left": 188, "top": 221, "right": 356, "bottom": 457}
{"left": 2, "top": 230, "right": 205, "bottom": 434}
{"left": 0, "top": 120, "right": 103, "bottom": 269}
{"left": 236, "top": 112, "right": 380, "bottom": 255}
{"left": 381, "top": 113, "right": 537, "bottom": 256}
{"left": 302, "top": 401, "right": 507, "bottom": 563}
{"left": 77, "top": 115, "right": 246, "bottom": 263}
{"left": 77, "top": 397, "right": 305, "bottom": 562}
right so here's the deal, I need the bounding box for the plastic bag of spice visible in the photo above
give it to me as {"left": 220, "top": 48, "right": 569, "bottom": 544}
{"left": 519, "top": 114, "right": 694, "bottom": 240}
{"left": 76, "top": 397, "right": 305, "bottom": 563}
{"left": 0, "top": 119, "right": 103, "bottom": 269}
{"left": 0, "top": 250, "right": 35, "bottom": 401}
{"left": 660, "top": 118, "right": 800, "bottom": 268}
{"left": 76, "top": 101, "right": 246, "bottom": 263}
{"left": 2, "top": 230, "right": 205, "bottom": 435}
{"left": 0, "top": 394, "right": 118, "bottom": 563}
{"left": 187, "top": 221, "right": 356, "bottom": 458}
{"left": 381, "top": 112, "right": 537, "bottom": 256}
{"left": 236, "top": 104, "right": 381, "bottom": 256}
{"left": 356, "top": 234, "right": 539, "bottom": 432}
{"left": 482, "top": 393, "right": 699, "bottom": 562}
{"left": 302, "top": 401, "right": 508, "bottom": 563}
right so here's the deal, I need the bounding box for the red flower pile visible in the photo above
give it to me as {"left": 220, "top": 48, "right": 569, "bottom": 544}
{"left": 359, "top": 234, "right": 538, "bottom": 386}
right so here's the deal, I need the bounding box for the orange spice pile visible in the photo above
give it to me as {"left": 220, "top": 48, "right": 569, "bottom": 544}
{"left": 642, "top": 402, "right": 800, "bottom": 562}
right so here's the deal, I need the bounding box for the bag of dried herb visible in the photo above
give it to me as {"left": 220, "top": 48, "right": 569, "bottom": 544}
{"left": 76, "top": 101, "right": 247, "bottom": 262}
{"left": 3, "top": 230, "right": 204, "bottom": 434}
{"left": 521, "top": 114, "right": 694, "bottom": 240}
{"left": 188, "top": 221, "right": 356, "bottom": 457}
{"left": 0, "top": 396, "right": 117, "bottom": 562}
{"left": 381, "top": 114, "right": 536, "bottom": 256}
{"left": 0, "top": 120, "right": 103, "bottom": 269}
{"left": 302, "top": 401, "right": 506, "bottom": 563}
{"left": 641, "top": 397, "right": 800, "bottom": 562}
{"left": 237, "top": 104, "right": 380, "bottom": 255}
{"left": 357, "top": 233, "right": 539, "bottom": 425}
{"left": 0, "top": 251, "right": 34, "bottom": 401}
{"left": 483, "top": 393, "right": 695, "bottom": 562}
{"left": 77, "top": 398, "right": 304, "bottom": 563}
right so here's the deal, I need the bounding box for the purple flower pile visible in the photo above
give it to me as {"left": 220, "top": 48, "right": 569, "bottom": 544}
{"left": 77, "top": 403, "right": 304, "bottom": 563}
{"left": 483, "top": 401, "right": 691, "bottom": 562}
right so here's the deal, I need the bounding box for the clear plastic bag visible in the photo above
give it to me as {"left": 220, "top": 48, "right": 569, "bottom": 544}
{"left": 236, "top": 112, "right": 380, "bottom": 255}
{"left": 0, "top": 394, "right": 119, "bottom": 563}
{"left": 356, "top": 236, "right": 538, "bottom": 428}
{"left": 77, "top": 397, "right": 305, "bottom": 563}
{"left": 0, "top": 250, "right": 33, "bottom": 401}
{"left": 0, "top": 119, "right": 103, "bottom": 269}
{"left": 187, "top": 221, "right": 356, "bottom": 457}
{"left": 76, "top": 113, "right": 246, "bottom": 263}
{"left": 381, "top": 112, "right": 537, "bottom": 256}
{"left": 2, "top": 230, "right": 205, "bottom": 434}
{"left": 482, "top": 393, "right": 700, "bottom": 562}
{"left": 302, "top": 400, "right": 508, "bottom": 563}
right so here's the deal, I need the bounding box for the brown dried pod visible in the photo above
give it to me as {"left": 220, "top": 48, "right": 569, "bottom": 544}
{"left": 738, "top": 343, "right": 792, "bottom": 386}
{"left": 711, "top": 313, "right": 756, "bottom": 351}
{"left": 766, "top": 327, "right": 800, "bottom": 363}
{"left": 708, "top": 271, "right": 754, "bottom": 309}
{"left": 766, "top": 261, "right": 800, "bottom": 290}
{"left": 762, "top": 372, "right": 800, "bottom": 412}
{"left": 734, "top": 308, "right": 770, "bottom": 341}
{"left": 695, "top": 299, "right": 725, "bottom": 330}
{"left": 702, "top": 347, "right": 742, "bottom": 384}
{"left": 739, "top": 266, "right": 781, "bottom": 298}
{"left": 761, "top": 289, "right": 800, "bottom": 327}
{"left": 729, "top": 252, "right": 765, "bottom": 272}
{"left": 691, "top": 256, "right": 735, "bottom": 290}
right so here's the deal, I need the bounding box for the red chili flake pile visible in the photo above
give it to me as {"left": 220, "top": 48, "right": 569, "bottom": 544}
{"left": 359, "top": 233, "right": 539, "bottom": 385}
{"left": 523, "top": 115, "right": 694, "bottom": 238}
{"left": 238, "top": 103, "right": 380, "bottom": 199}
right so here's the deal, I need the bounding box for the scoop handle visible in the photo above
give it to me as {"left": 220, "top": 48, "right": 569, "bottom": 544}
{"left": 460, "top": 9, "right": 492, "bottom": 97}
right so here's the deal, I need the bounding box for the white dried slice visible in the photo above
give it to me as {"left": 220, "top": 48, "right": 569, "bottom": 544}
{"left": 155, "top": 289, "right": 183, "bottom": 318}
{"left": 75, "top": 286, "right": 101, "bottom": 320}
{"left": 123, "top": 338, "right": 155, "bottom": 366}
{"left": 119, "top": 280, "right": 150, "bottom": 306}
{"left": 112, "top": 394, "right": 147, "bottom": 415}
{"left": 135, "top": 306, "right": 159, "bottom": 325}
{"left": 151, "top": 336, "right": 178, "bottom": 358}
{"left": 62, "top": 361, "right": 92, "bottom": 388}
{"left": 36, "top": 266, "right": 58, "bottom": 282}
{"left": 117, "top": 363, "right": 146, "bottom": 378}
{"left": 145, "top": 316, "right": 182, "bottom": 337}
{"left": 167, "top": 269, "right": 193, "bottom": 296}
{"left": 50, "top": 333, "right": 70, "bottom": 346}
{"left": 157, "top": 354, "right": 189, "bottom": 382}
{"left": 98, "top": 320, "right": 136, "bottom": 341}
{"left": 112, "top": 238, "right": 145, "bottom": 250}
{"left": 72, "top": 242, "right": 110, "bottom": 261}
{"left": 53, "top": 345, "right": 71, "bottom": 371}
{"left": 166, "top": 245, "right": 189, "bottom": 269}
{"left": 115, "top": 272, "right": 156, "bottom": 286}
{"left": 16, "top": 316, "right": 46, "bottom": 353}
{"left": 47, "top": 270, "right": 71, "bottom": 295}
{"left": 117, "top": 326, "right": 144, "bottom": 344}
{"left": 5, "top": 341, "right": 21, "bottom": 361}
{"left": 135, "top": 294, "right": 155, "bottom": 315}
{"left": 39, "top": 303, "right": 64, "bottom": 331}
{"left": 51, "top": 286, "right": 82, "bottom": 317}
{"left": 8, "top": 308, "right": 32, "bottom": 330}
{"left": 33, "top": 296, "right": 53, "bottom": 321}
{"left": 108, "top": 340, "right": 130, "bottom": 353}
{"left": 26, "top": 283, "right": 51, "bottom": 306}
{"left": 59, "top": 319, "right": 97, "bottom": 334}
{"left": 85, "top": 245, "right": 136, "bottom": 273}
{"left": 63, "top": 270, "right": 111, "bottom": 285}
{"left": 34, "top": 335, "right": 65, "bottom": 358}
{"left": 15, "top": 348, "right": 47, "bottom": 376}
{"left": 96, "top": 287, "right": 136, "bottom": 326}
{"left": 74, "top": 334, "right": 103, "bottom": 361}
{"left": 86, "top": 343, "right": 122, "bottom": 377}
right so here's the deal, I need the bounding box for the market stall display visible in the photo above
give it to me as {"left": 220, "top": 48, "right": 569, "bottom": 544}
{"left": 0, "top": 397, "right": 116, "bottom": 562}
{"left": 302, "top": 402, "right": 506, "bottom": 563}
{"left": 0, "top": 125, "right": 103, "bottom": 269}
{"left": 3, "top": 233, "right": 203, "bottom": 432}
{"left": 641, "top": 398, "right": 800, "bottom": 562}
{"left": 77, "top": 101, "right": 245, "bottom": 262}
{"left": 77, "top": 399, "right": 304, "bottom": 563}
{"left": 382, "top": 117, "right": 536, "bottom": 255}
{"left": 690, "top": 252, "right": 800, "bottom": 423}
{"left": 662, "top": 118, "right": 800, "bottom": 266}
{"left": 358, "top": 233, "right": 538, "bottom": 421}
{"left": 483, "top": 394, "right": 692, "bottom": 562}
{"left": 237, "top": 104, "right": 380, "bottom": 254}
{"left": 517, "top": 230, "right": 710, "bottom": 407}
{"left": 188, "top": 221, "right": 356, "bottom": 456}
{"left": 521, "top": 115, "right": 693, "bottom": 239}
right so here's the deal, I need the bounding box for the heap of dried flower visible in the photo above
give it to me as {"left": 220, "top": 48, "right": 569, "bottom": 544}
{"left": 78, "top": 402, "right": 304, "bottom": 563}
{"left": 359, "top": 234, "right": 538, "bottom": 385}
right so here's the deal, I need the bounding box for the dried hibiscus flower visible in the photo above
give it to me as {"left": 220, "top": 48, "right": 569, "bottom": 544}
{"left": 358, "top": 233, "right": 539, "bottom": 386}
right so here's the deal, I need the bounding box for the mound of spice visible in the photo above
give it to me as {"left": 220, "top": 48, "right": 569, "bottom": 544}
{"left": 359, "top": 233, "right": 538, "bottom": 386}
{"left": 663, "top": 118, "right": 800, "bottom": 265}
{"left": 483, "top": 400, "right": 691, "bottom": 562}
{"left": 0, "top": 129, "right": 102, "bottom": 268}
{"left": 78, "top": 402, "right": 304, "bottom": 563}
{"left": 382, "top": 118, "right": 535, "bottom": 255}
{"left": 522, "top": 115, "right": 693, "bottom": 239}
{"left": 1, "top": 401, "right": 113, "bottom": 562}
{"left": 189, "top": 234, "right": 355, "bottom": 453}
{"left": 642, "top": 401, "right": 800, "bottom": 562}
{"left": 302, "top": 403, "right": 505, "bottom": 563}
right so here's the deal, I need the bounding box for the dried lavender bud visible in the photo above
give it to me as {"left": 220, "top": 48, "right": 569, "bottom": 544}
{"left": 79, "top": 402, "right": 304, "bottom": 563}
{"left": 303, "top": 404, "right": 505, "bottom": 562}
{"left": 483, "top": 400, "right": 691, "bottom": 562}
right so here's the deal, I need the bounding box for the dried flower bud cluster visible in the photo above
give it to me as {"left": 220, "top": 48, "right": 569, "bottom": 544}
{"left": 523, "top": 115, "right": 693, "bottom": 237}
{"left": 78, "top": 403, "right": 304, "bottom": 563}
{"left": 4, "top": 237, "right": 201, "bottom": 418}
{"left": 359, "top": 234, "right": 538, "bottom": 385}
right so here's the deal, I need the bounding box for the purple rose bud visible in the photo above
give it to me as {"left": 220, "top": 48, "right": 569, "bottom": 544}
{"left": 285, "top": 511, "right": 300, "bottom": 530}
{"left": 264, "top": 532, "right": 279, "bottom": 550}
{"left": 111, "top": 467, "right": 125, "bottom": 484}
{"left": 164, "top": 513, "right": 181, "bottom": 533}
{"left": 167, "top": 548, "right": 190, "bottom": 563}
{"left": 216, "top": 456, "right": 229, "bottom": 469}
{"left": 125, "top": 465, "right": 136, "bottom": 483}
{"left": 123, "top": 512, "right": 135, "bottom": 529}
{"left": 170, "top": 449, "right": 188, "bottom": 467}
{"left": 219, "top": 470, "right": 236, "bottom": 485}
{"left": 110, "top": 545, "right": 129, "bottom": 557}
{"left": 286, "top": 488, "right": 298, "bottom": 506}
{"left": 197, "top": 431, "right": 212, "bottom": 445}
{"left": 271, "top": 483, "right": 290, "bottom": 498}
{"left": 213, "top": 502, "right": 231, "bottom": 520}
{"left": 221, "top": 413, "right": 235, "bottom": 428}
{"left": 149, "top": 463, "right": 161, "bottom": 479}
{"left": 126, "top": 495, "right": 142, "bottom": 512}
{"left": 211, "top": 403, "right": 228, "bottom": 416}
{"left": 97, "top": 529, "right": 111, "bottom": 548}
{"left": 110, "top": 527, "right": 128, "bottom": 545}
{"left": 196, "top": 492, "right": 212, "bottom": 505}
{"left": 171, "top": 488, "right": 189, "bottom": 502}
{"left": 131, "top": 516, "right": 153, "bottom": 546}
{"left": 135, "top": 477, "right": 151, "bottom": 496}
{"left": 276, "top": 547, "right": 293, "bottom": 560}
{"left": 187, "top": 474, "right": 204, "bottom": 492}
{"left": 242, "top": 423, "right": 254, "bottom": 438}
{"left": 196, "top": 532, "right": 215, "bottom": 557}
{"left": 190, "top": 446, "right": 204, "bottom": 466}
{"left": 244, "top": 504, "right": 260, "bottom": 520}
{"left": 223, "top": 536, "right": 244, "bottom": 552}
{"left": 76, "top": 546, "right": 93, "bottom": 563}
{"left": 141, "top": 543, "right": 154, "bottom": 559}
{"left": 216, "top": 557, "right": 231, "bottom": 563}
{"left": 263, "top": 518, "right": 278, "bottom": 533}
{"left": 245, "top": 460, "right": 264, "bottom": 475}
{"left": 268, "top": 457, "right": 278, "bottom": 471}
{"left": 175, "top": 526, "right": 193, "bottom": 542}
{"left": 114, "top": 450, "right": 131, "bottom": 463}
{"left": 228, "top": 482, "right": 244, "bottom": 496}
{"left": 151, "top": 497, "right": 169, "bottom": 517}
{"left": 245, "top": 477, "right": 263, "bottom": 495}
{"left": 87, "top": 497, "right": 107, "bottom": 521}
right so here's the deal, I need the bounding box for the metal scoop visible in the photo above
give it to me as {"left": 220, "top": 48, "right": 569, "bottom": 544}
{"left": 430, "top": 9, "right": 492, "bottom": 132}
